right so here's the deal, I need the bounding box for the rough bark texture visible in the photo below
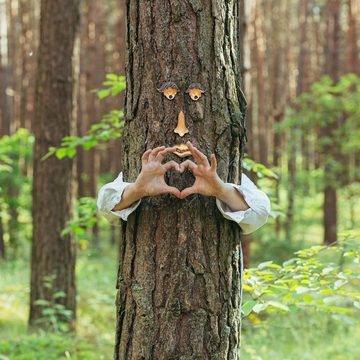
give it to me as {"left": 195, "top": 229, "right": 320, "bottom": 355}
{"left": 114, "top": 1, "right": 247, "bottom": 359}
{"left": 29, "top": 0, "right": 79, "bottom": 327}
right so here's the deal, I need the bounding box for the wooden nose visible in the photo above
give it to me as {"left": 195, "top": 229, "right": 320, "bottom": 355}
{"left": 174, "top": 111, "right": 189, "bottom": 137}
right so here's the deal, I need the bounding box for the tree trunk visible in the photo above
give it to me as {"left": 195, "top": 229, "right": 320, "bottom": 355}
{"left": 286, "top": 0, "right": 310, "bottom": 241}
{"left": 0, "top": 3, "right": 11, "bottom": 136}
{"left": 29, "top": 0, "right": 79, "bottom": 328}
{"left": 0, "top": 217, "right": 5, "bottom": 259}
{"left": 346, "top": 0, "right": 359, "bottom": 74}
{"left": 114, "top": 1, "right": 247, "bottom": 358}
{"left": 322, "top": 0, "right": 340, "bottom": 245}
{"left": 253, "top": 1, "right": 268, "bottom": 167}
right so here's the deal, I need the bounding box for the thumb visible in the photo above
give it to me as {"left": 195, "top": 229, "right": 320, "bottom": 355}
{"left": 164, "top": 185, "right": 181, "bottom": 198}
{"left": 180, "top": 186, "right": 197, "bottom": 199}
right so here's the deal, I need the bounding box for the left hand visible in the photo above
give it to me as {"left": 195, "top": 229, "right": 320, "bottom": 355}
{"left": 178, "top": 141, "right": 225, "bottom": 199}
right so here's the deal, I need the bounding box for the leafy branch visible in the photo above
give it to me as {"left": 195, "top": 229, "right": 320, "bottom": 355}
{"left": 242, "top": 230, "right": 360, "bottom": 317}
{"left": 41, "top": 74, "right": 126, "bottom": 161}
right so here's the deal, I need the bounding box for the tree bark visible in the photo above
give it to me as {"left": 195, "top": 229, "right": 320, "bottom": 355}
{"left": 114, "top": 1, "right": 247, "bottom": 358}
{"left": 253, "top": 1, "right": 267, "bottom": 167}
{"left": 0, "top": 217, "right": 5, "bottom": 259}
{"left": 322, "top": 0, "right": 341, "bottom": 245}
{"left": 346, "top": 0, "right": 359, "bottom": 74}
{"left": 29, "top": 0, "right": 80, "bottom": 328}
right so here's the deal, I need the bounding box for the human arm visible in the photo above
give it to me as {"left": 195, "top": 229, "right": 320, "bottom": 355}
{"left": 97, "top": 146, "right": 181, "bottom": 224}
{"left": 179, "top": 141, "right": 271, "bottom": 234}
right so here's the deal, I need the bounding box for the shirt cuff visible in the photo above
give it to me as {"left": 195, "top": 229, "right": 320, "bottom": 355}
{"left": 215, "top": 180, "right": 271, "bottom": 235}
{"left": 97, "top": 171, "right": 141, "bottom": 224}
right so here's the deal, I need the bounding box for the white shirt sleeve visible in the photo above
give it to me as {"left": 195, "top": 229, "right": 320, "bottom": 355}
{"left": 97, "top": 171, "right": 271, "bottom": 234}
{"left": 96, "top": 171, "right": 141, "bottom": 226}
{"left": 215, "top": 173, "right": 271, "bottom": 235}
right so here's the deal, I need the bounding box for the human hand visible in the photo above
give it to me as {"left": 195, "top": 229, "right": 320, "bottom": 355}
{"left": 178, "top": 141, "right": 225, "bottom": 199}
{"left": 134, "top": 146, "right": 181, "bottom": 198}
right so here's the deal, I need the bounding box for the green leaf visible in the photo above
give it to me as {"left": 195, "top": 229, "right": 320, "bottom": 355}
{"left": 241, "top": 300, "right": 258, "bottom": 316}
{"left": 97, "top": 89, "right": 110, "bottom": 99}
{"left": 253, "top": 303, "right": 269, "bottom": 314}
{"left": 258, "top": 261, "right": 274, "bottom": 269}
{"left": 55, "top": 148, "right": 68, "bottom": 159}
{"left": 34, "top": 299, "right": 50, "bottom": 306}
{"left": 267, "top": 301, "right": 289, "bottom": 312}
{"left": 53, "top": 291, "right": 66, "bottom": 299}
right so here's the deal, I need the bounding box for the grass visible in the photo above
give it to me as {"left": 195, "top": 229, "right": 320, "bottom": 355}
{"left": 1, "top": 243, "right": 359, "bottom": 359}
{"left": 0, "top": 244, "right": 117, "bottom": 359}
{"left": 242, "top": 311, "right": 360, "bottom": 360}
{"left": 1, "top": 187, "right": 359, "bottom": 360}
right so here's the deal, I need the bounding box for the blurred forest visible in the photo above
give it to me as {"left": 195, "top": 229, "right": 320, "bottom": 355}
{"left": 0, "top": 0, "right": 359, "bottom": 359}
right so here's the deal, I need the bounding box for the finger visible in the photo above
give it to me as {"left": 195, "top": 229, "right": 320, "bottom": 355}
{"left": 149, "top": 146, "right": 166, "bottom": 161}
{"left": 141, "top": 149, "right": 152, "bottom": 163}
{"left": 156, "top": 146, "right": 177, "bottom": 162}
{"left": 179, "top": 159, "right": 197, "bottom": 173}
{"left": 163, "top": 185, "right": 181, "bottom": 198}
{"left": 210, "top": 153, "right": 217, "bottom": 171}
{"left": 187, "top": 141, "right": 209, "bottom": 165}
{"left": 163, "top": 160, "right": 180, "bottom": 172}
{"left": 185, "top": 141, "right": 201, "bottom": 163}
{"left": 180, "top": 186, "right": 198, "bottom": 199}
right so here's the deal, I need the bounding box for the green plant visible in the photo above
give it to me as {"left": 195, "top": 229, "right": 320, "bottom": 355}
{"left": 0, "top": 128, "right": 33, "bottom": 257}
{"left": 242, "top": 230, "right": 360, "bottom": 318}
{"left": 42, "top": 74, "right": 126, "bottom": 161}
{"left": 61, "top": 197, "right": 98, "bottom": 250}
{"left": 33, "top": 274, "right": 73, "bottom": 332}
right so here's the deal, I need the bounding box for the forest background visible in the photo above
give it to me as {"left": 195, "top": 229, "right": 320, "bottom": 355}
{"left": 0, "top": 0, "right": 359, "bottom": 359}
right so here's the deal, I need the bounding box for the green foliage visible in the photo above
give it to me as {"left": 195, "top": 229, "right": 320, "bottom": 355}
{"left": 277, "top": 73, "right": 360, "bottom": 186}
{"left": 242, "top": 310, "right": 360, "bottom": 360}
{"left": 42, "top": 110, "right": 125, "bottom": 161}
{"left": 242, "top": 230, "right": 360, "bottom": 318}
{"left": 93, "top": 73, "right": 126, "bottom": 99}
{"left": 243, "top": 155, "right": 279, "bottom": 180}
{"left": 0, "top": 332, "right": 105, "bottom": 360}
{"left": 42, "top": 74, "right": 126, "bottom": 161}
{"left": 0, "top": 129, "right": 33, "bottom": 256}
{"left": 61, "top": 197, "right": 98, "bottom": 250}
{"left": 33, "top": 274, "right": 73, "bottom": 332}
{"left": 0, "top": 245, "right": 117, "bottom": 359}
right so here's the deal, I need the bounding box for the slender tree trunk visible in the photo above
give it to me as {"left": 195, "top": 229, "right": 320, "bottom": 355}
{"left": 29, "top": 0, "right": 80, "bottom": 328}
{"left": 114, "top": 1, "right": 247, "bottom": 358}
{"left": 322, "top": 0, "right": 340, "bottom": 245}
{"left": 346, "top": 0, "right": 359, "bottom": 74}
{"left": 0, "top": 217, "right": 5, "bottom": 259}
{"left": 0, "top": 4, "right": 11, "bottom": 136}
{"left": 253, "top": 1, "right": 267, "bottom": 166}
{"left": 0, "top": 4, "right": 8, "bottom": 259}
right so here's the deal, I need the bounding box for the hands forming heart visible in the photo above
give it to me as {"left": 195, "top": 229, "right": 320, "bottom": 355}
{"left": 134, "top": 141, "right": 224, "bottom": 200}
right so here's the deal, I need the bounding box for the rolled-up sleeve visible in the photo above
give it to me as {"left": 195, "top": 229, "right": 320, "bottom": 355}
{"left": 215, "top": 173, "right": 271, "bottom": 234}
{"left": 97, "top": 171, "right": 141, "bottom": 226}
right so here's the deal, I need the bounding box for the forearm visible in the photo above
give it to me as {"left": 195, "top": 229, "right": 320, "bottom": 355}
{"left": 112, "top": 183, "right": 143, "bottom": 211}
{"left": 215, "top": 182, "right": 250, "bottom": 212}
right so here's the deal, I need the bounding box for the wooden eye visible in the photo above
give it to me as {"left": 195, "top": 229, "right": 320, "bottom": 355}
{"left": 186, "top": 83, "right": 206, "bottom": 101}
{"left": 157, "top": 82, "right": 179, "bottom": 100}
{"left": 163, "top": 88, "right": 178, "bottom": 100}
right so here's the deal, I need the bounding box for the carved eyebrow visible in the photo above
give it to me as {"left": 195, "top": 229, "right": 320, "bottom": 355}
{"left": 157, "top": 82, "right": 179, "bottom": 100}
{"left": 157, "top": 82, "right": 179, "bottom": 92}
{"left": 186, "top": 83, "right": 206, "bottom": 100}
{"left": 185, "top": 83, "right": 206, "bottom": 93}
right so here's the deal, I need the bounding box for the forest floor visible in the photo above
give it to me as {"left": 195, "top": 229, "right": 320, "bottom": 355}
{"left": 1, "top": 243, "right": 359, "bottom": 360}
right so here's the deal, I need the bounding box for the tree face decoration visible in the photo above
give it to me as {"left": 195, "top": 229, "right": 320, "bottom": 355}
{"left": 157, "top": 82, "right": 206, "bottom": 158}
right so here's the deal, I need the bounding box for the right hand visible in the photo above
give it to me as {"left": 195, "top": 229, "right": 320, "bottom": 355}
{"left": 134, "top": 146, "right": 181, "bottom": 198}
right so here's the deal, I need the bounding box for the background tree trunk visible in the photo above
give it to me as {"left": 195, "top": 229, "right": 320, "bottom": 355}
{"left": 322, "top": 0, "right": 341, "bottom": 245}
{"left": 29, "top": 0, "right": 80, "bottom": 328}
{"left": 114, "top": 1, "right": 247, "bottom": 358}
